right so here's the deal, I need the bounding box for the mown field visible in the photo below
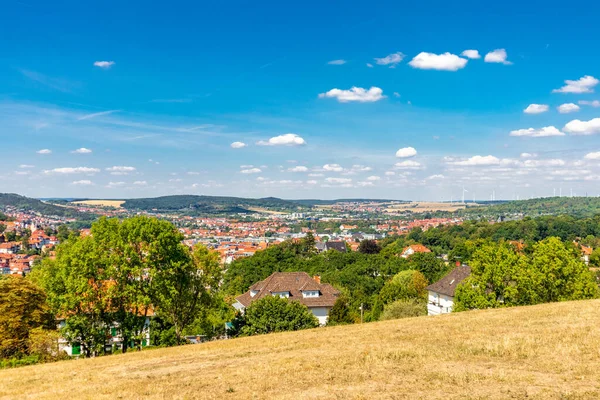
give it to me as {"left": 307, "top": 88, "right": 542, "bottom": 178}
{"left": 2, "top": 300, "right": 600, "bottom": 399}
{"left": 72, "top": 200, "right": 125, "bottom": 208}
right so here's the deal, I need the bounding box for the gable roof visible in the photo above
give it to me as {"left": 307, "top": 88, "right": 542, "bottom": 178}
{"left": 403, "top": 244, "right": 431, "bottom": 254}
{"left": 325, "top": 241, "right": 347, "bottom": 252}
{"left": 237, "top": 272, "right": 340, "bottom": 308}
{"left": 426, "top": 265, "right": 471, "bottom": 297}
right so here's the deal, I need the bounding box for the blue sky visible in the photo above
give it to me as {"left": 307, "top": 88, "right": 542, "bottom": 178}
{"left": 1, "top": 0, "right": 600, "bottom": 200}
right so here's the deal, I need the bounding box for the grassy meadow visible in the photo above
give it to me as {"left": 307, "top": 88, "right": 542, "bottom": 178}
{"left": 2, "top": 300, "right": 600, "bottom": 399}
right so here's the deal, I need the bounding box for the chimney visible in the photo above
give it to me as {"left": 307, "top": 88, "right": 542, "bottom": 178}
{"left": 313, "top": 275, "right": 321, "bottom": 284}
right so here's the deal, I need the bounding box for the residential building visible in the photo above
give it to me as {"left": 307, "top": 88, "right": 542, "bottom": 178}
{"left": 233, "top": 272, "right": 340, "bottom": 325}
{"left": 425, "top": 265, "right": 471, "bottom": 316}
{"left": 401, "top": 244, "right": 431, "bottom": 258}
{"left": 315, "top": 241, "right": 347, "bottom": 253}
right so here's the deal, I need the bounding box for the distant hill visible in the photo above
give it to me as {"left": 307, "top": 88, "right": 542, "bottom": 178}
{"left": 0, "top": 193, "right": 94, "bottom": 220}
{"left": 462, "top": 196, "right": 600, "bottom": 218}
{"left": 122, "top": 195, "right": 306, "bottom": 215}
{"left": 3, "top": 299, "right": 599, "bottom": 398}
{"left": 294, "top": 198, "right": 406, "bottom": 206}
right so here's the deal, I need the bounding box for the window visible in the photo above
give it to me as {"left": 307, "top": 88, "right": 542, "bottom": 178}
{"left": 302, "top": 290, "right": 319, "bottom": 298}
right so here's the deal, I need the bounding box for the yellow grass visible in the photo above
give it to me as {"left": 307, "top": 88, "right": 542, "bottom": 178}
{"left": 3, "top": 300, "right": 600, "bottom": 399}
{"left": 73, "top": 200, "right": 125, "bottom": 208}
{"left": 385, "top": 201, "right": 471, "bottom": 213}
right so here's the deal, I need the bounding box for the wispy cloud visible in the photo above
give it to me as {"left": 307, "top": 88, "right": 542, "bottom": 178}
{"left": 93, "top": 61, "right": 115, "bottom": 69}
{"left": 77, "top": 110, "right": 121, "bottom": 121}
{"left": 19, "top": 69, "right": 78, "bottom": 92}
{"left": 150, "top": 99, "right": 193, "bottom": 103}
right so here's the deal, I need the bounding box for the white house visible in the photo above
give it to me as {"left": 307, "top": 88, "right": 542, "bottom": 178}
{"left": 58, "top": 317, "right": 152, "bottom": 356}
{"left": 425, "top": 265, "right": 471, "bottom": 316}
{"left": 233, "top": 272, "right": 340, "bottom": 325}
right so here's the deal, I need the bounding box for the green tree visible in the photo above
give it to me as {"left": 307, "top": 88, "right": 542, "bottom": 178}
{"left": 530, "top": 237, "right": 598, "bottom": 302}
{"left": 241, "top": 296, "right": 319, "bottom": 336}
{"left": 379, "top": 270, "right": 428, "bottom": 305}
{"left": 358, "top": 239, "right": 382, "bottom": 254}
{"left": 380, "top": 299, "right": 427, "bottom": 320}
{"left": 153, "top": 244, "right": 222, "bottom": 343}
{"left": 0, "top": 223, "right": 6, "bottom": 234}
{"left": 407, "top": 252, "right": 448, "bottom": 283}
{"left": 0, "top": 276, "right": 54, "bottom": 359}
{"left": 327, "top": 294, "right": 354, "bottom": 325}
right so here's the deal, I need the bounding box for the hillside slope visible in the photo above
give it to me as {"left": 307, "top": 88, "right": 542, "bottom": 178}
{"left": 3, "top": 300, "right": 600, "bottom": 399}
{"left": 0, "top": 193, "right": 94, "bottom": 220}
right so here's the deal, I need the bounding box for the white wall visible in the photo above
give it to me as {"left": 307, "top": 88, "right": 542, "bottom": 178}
{"left": 310, "top": 307, "right": 330, "bottom": 325}
{"left": 427, "top": 291, "right": 455, "bottom": 315}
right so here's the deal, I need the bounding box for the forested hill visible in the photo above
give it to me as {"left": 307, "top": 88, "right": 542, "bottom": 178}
{"left": 463, "top": 197, "right": 600, "bottom": 218}
{"left": 0, "top": 193, "right": 94, "bottom": 220}
{"left": 122, "top": 195, "right": 306, "bottom": 214}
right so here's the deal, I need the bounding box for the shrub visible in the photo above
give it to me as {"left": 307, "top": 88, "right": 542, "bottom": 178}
{"left": 380, "top": 299, "right": 427, "bottom": 321}
{"left": 241, "top": 296, "right": 319, "bottom": 336}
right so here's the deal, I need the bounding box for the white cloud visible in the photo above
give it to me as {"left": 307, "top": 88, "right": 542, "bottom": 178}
{"left": 71, "top": 147, "right": 92, "bottom": 154}
{"left": 325, "top": 177, "right": 352, "bottom": 184}
{"left": 563, "top": 118, "right": 600, "bottom": 135}
{"left": 323, "top": 164, "right": 344, "bottom": 172}
{"left": 523, "top": 104, "right": 549, "bottom": 114}
{"left": 509, "top": 126, "right": 564, "bottom": 137}
{"left": 77, "top": 110, "right": 119, "bottom": 121}
{"left": 579, "top": 100, "right": 600, "bottom": 107}
{"left": 288, "top": 166, "right": 308, "bottom": 172}
{"left": 451, "top": 155, "right": 500, "bottom": 166}
{"left": 106, "top": 166, "right": 136, "bottom": 175}
{"left": 374, "top": 52, "right": 404, "bottom": 66}
{"left": 230, "top": 141, "right": 247, "bottom": 149}
{"left": 395, "top": 146, "right": 417, "bottom": 158}
{"left": 318, "top": 86, "right": 385, "bottom": 103}
{"left": 19, "top": 164, "right": 35, "bottom": 169}
{"left": 520, "top": 152, "right": 537, "bottom": 158}
{"left": 257, "top": 133, "right": 306, "bottom": 146}
{"left": 427, "top": 174, "right": 445, "bottom": 180}
{"left": 584, "top": 152, "right": 600, "bottom": 160}
{"left": 408, "top": 52, "right": 468, "bottom": 71}
{"left": 308, "top": 173, "right": 324, "bottom": 177}
{"left": 93, "top": 61, "right": 115, "bottom": 69}
{"left": 36, "top": 149, "right": 52, "bottom": 154}
{"left": 461, "top": 50, "right": 481, "bottom": 59}
{"left": 394, "top": 160, "right": 422, "bottom": 169}
{"left": 72, "top": 180, "right": 93, "bottom": 186}
{"left": 366, "top": 63, "right": 373, "bottom": 68}
{"left": 484, "top": 49, "right": 512, "bottom": 65}
{"left": 351, "top": 165, "right": 372, "bottom": 172}
{"left": 327, "top": 59, "right": 346, "bottom": 65}
{"left": 393, "top": 92, "right": 400, "bottom": 98}
{"left": 366, "top": 175, "right": 381, "bottom": 181}
{"left": 44, "top": 167, "right": 100, "bottom": 174}
{"left": 357, "top": 181, "right": 374, "bottom": 187}
{"left": 241, "top": 168, "right": 262, "bottom": 174}
{"left": 306, "top": 180, "right": 318, "bottom": 185}
{"left": 557, "top": 103, "right": 580, "bottom": 114}
{"left": 107, "top": 181, "right": 125, "bottom": 188}
{"left": 385, "top": 171, "right": 395, "bottom": 176}
{"left": 133, "top": 180, "right": 148, "bottom": 185}
{"left": 523, "top": 159, "right": 565, "bottom": 167}
{"left": 552, "top": 76, "right": 599, "bottom": 94}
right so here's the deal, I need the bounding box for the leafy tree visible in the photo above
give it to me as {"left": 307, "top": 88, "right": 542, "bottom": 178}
{"left": 327, "top": 294, "right": 354, "bottom": 325}
{"left": 358, "top": 239, "right": 382, "bottom": 254}
{"left": 530, "top": 237, "right": 598, "bottom": 302}
{"left": 454, "top": 238, "right": 598, "bottom": 312}
{"left": 240, "top": 296, "right": 318, "bottom": 336}
{"left": 0, "top": 276, "right": 54, "bottom": 359}
{"left": 379, "top": 270, "right": 428, "bottom": 305}
{"left": 0, "top": 223, "right": 6, "bottom": 234}
{"left": 154, "top": 244, "right": 222, "bottom": 343}
{"left": 406, "top": 252, "right": 448, "bottom": 283}
{"left": 380, "top": 299, "right": 427, "bottom": 320}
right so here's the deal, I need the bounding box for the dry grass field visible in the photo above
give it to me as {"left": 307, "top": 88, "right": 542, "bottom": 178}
{"left": 3, "top": 300, "right": 600, "bottom": 399}
{"left": 72, "top": 200, "right": 125, "bottom": 208}
{"left": 384, "top": 201, "right": 472, "bottom": 213}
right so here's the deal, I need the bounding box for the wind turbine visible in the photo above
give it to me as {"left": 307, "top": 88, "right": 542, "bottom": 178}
{"left": 462, "top": 187, "right": 468, "bottom": 204}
